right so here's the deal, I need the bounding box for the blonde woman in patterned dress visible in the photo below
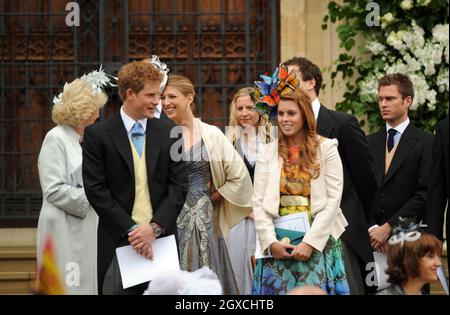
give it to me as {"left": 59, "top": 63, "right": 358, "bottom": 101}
{"left": 161, "top": 74, "right": 253, "bottom": 294}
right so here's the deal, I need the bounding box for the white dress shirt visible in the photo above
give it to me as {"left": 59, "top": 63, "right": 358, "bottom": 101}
{"left": 238, "top": 133, "right": 263, "bottom": 167}
{"left": 120, "top": 107, "right": 148, "bottom": 140}
{"left": 154, "top": 103, "right": 163, "bottom": 119}
{"left": 312, "top": 97, "right": 321, "bottom": 120}
{"left": 386, "top": 118, "right": 410, "bottom": 147}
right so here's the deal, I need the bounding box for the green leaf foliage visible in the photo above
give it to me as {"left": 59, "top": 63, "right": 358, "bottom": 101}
{"left": 323, "top": 0, "right": 449, "bottom": 133}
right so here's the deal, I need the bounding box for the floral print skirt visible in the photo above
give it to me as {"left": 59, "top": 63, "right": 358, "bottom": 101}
{"left": 252, "top": 237, "right": 350, "bottom": 295}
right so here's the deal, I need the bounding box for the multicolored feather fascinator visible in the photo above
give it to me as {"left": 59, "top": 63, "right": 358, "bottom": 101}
{"left": 53, "top": 65, "right": 116, "bottom": 105}
{"left": 252, "top": 64, "right": 300, "bottom": 122}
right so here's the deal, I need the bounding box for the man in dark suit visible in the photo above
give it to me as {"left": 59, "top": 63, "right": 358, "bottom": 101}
{"left": 425, "top": 116, "right": 449, "bottom": 267}
{"left": 82, "top": 60, "right": 188, "bottom": 294}
{"left": 283, "top": 57, "right": 378, "bottom": 294}
{"left": 367, "top": 73, "right": 433, "bottom": 254}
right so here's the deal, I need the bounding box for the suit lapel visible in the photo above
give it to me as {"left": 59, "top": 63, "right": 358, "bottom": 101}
{"left": 260, "top": 143, "right": 282, "bottom": 216}
{"left": 159, "top": 110, "right": 169, "bottom": 121}
{"left": 310, "top": 141, "right": 331, "bottom": 213}
{"left": 263, "top": 156, "right": 282, "bottom": 216}
{"left": 316, "top": 105, "right": 334, "bottom": 138}
{"left": 442, "top": 118, "right": 449, "bottom": 189}
{"left": 106, "top": 113, "right": 134, "bottom": 175}
{"left": 145, "top": 118, "right": 162, "bottom": 183}
{"left": 383, "top": 124, "right": 417, "bottom": 184}
{"left": 372, "top": 129, "right": 387, "bottom": 186}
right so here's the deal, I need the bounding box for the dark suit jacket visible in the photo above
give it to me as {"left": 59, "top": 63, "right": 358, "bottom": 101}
{"left": 317, "top": 105, "right": 378, "bottom": 264}
{"left": 159, "top": 109, "right": 169, "bottom": 121}
{"left": 425, "top": 117, "right": 449, "bottom": 242}
{"left": 367, "top": 123, "right": 433, "bottom": 227}
{"left": 82, "top": 113, "right": 188, "bottom": 291}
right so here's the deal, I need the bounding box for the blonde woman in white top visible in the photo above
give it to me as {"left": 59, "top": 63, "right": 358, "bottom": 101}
{"left": 226, "top": 87, "right": 274, "bottom": 295}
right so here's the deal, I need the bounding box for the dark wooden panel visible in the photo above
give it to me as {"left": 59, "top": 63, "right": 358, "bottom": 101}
{"left": 0, "top": 0, "right": 279, "bottom": 226}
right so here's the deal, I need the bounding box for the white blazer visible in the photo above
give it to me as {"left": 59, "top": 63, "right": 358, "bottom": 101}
{"left": 252, "top": 137, "right": 348, "bottom": 254}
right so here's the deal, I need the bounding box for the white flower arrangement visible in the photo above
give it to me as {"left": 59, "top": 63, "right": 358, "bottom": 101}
{"left": 381, "top": 13, "right": 396, "bottom": 29}
{"left": 366, "top": 42, "right": 386, "bottom": 55}
{"left": 360, "top": 20, "right": 449, "bottom": 112}
{"left": 432, "top": 24, "right": 450, "bottom": 63}
{"left": 417, "top": 0, "right": 432, "bottom": 6}
{"left": 383, "top": 13, "right": 395, "bottom": 24}
{"left": 437, "top": 67, "right": 449, "bottom": 93}
{"left": 432, "top": 24, "right": 449, "bottom": 45}
{"left": 400, "top": 0, "right": 413, "bottom": 10}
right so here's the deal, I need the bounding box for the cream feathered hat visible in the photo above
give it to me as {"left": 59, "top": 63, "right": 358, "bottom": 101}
{"left": 52, "top": 65, "right": 116, "bottom": 105}
{"left": 144, "top": 55, "right": 170, "bottom": 93}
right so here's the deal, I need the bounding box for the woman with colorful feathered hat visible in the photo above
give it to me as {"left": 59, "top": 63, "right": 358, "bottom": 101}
{"left": 251, "top": 65, "right": 351, "bottom": 295}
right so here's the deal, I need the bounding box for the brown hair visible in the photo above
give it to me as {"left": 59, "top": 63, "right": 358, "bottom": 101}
{"left": 118, "top": 60, "right": 163, "bottom": 101}
{"left": 283, "top": 57, "right": 323, "bottom": 96}
{"left": 378, "top": 73, "right": 414, "bottom": 100}
{"left": 52, "top": 78, "right": 107, "bottom": 127}
{"left": 227, "top": 87, "right": 273, "bottom": 145}
{"left": 386, "top": 233, "right": 442, "bottom": 286}
{"left": 278, "top": 92, "right": 320, "bottom": 178}
{"left": 165, "top": 74, "right": 196, "bottom": 112}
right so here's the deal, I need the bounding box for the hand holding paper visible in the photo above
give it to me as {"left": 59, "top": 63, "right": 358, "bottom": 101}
{"left": 255, "top": 212, "right": 310, "bottom": 259}
{"left": 128, "top": 224, "right": 156, "bottom": 259}
{"left": 116, "top": 235, "right": 180, "bottom": 289}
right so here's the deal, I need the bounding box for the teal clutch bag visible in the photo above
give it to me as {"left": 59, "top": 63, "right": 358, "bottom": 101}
{"left": 275, "top": 227, "right": 305, "bottom": 246}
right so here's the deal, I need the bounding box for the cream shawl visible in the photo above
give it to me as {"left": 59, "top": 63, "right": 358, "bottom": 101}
{"left": 198, "top": 119, "right": 253, "bottom": 237}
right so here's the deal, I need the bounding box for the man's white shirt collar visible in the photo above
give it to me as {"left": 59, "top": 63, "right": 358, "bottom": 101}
{"left": 312, "top": 98, "right": 321, "bottom": 120}
{"left": 154, "top": 103, "right": 162, "bottom": 119}
{"left": 120, "top": 106, "right": 147, "bottom": 134}
{"left": 386, "top": 117, "right": 410, "bottom": 135}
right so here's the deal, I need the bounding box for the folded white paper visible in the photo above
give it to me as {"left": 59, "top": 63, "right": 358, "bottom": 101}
{"left": 116, "top": 235, "right": 180, "bottom": 289}
{"left": 273, "top": 212, "right": 310, "bottom": 232}
{"left": 437, "top": 265, "right": 449, "bottom": 295}
{"left": 373, "top": 252, "right": 389, "bottom": 290}
{"left": 255, "top": 234, "right": 272, "bottom": 259}
{"left": 255, "top": 212, "right": 310, "bottom": 259}
{"left": 70, "top": 165, "right": 83, "bottom": 188}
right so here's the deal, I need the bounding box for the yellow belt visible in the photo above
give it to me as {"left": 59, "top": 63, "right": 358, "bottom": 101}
{"left": 280, "top": 195, "right": 309, "bottom": 207}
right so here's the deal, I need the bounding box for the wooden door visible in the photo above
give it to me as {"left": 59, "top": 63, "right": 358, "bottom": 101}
{"left": 0, "top": 0, "right": 279, "bottom": 225}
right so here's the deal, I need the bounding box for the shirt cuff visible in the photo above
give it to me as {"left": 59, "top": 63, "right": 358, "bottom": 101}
{"left": 127, "top": 224, "right": 138, "bottom": 233}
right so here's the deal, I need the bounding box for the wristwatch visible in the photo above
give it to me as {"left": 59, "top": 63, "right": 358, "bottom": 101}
{"left": 150, "top": 222, "right": 162, "bottom": 237}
